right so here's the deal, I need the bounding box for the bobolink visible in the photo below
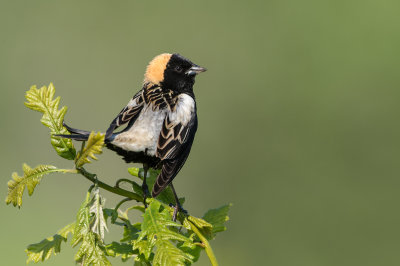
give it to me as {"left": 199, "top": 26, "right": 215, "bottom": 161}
{"left": 60, "top": 53, "right": 206, "bottom": 219}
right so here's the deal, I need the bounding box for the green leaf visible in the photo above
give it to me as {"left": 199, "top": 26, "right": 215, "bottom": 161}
{"left": 26, "top": 222, "right": 75, "bottom": 263}
{"left": 133, "top": 199, "right": 194, "bottom": 265}
{"left": 75, "top": 132, "right": 105, "bottom": 168}
{"left": 75, "top": 234, "right": 111, "bottom": 266}
{"left": 187, "top": 215, "right": 213, "bottom": 230}
{"left": 24, "top": 83, "right": 76, "bottom": 160}
{"left": 89, "top": 187, "right": 108, "bottom": 241}
{"left": 202, "top": 204, "right": 231, "bottom": 240}
{"left": 120, "top": 220, "right": 140, "bottom": 243}
{"left": 178, "top": 243, "right": 202, "bottom": 264}
{"left": 103, "top": 208, "right": 118, "bottom": 224}
{"left": 134, "top": 254, "right": 152, "bottom": 266}
{"left": 182, "top": 215, "right": 213, "bottom": 241}
{"left": 106, "top": 242, "right": 137, "bottom": 262}
{"left": 71, "top": 191, "right": 91, "bottom": 247}
{"left": 154, "top": 240, "right": 194, "bottom": 266}
{"left": 128, "top": 167, "right": 185, "bottom": 206}
{"left": 71, "top": 191, "right": 111, "bottom": 266}
{"left": 5, "top": 164, "right": 69, "bottom": 207}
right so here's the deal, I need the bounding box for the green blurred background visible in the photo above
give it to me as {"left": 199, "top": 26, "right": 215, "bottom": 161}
{"left": 1, "top": 0, "right": 400, "bottom": 265}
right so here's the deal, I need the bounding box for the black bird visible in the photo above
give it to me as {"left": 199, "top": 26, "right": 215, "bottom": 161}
{"left": 59, "top": 53, "right": 206, "bottom": 219}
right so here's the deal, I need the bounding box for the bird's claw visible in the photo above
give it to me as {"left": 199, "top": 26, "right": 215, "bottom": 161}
{"left": 142, "top": 183, "right": 150, "bottom": 208}
{"left": 170, "top": 203, "right": 188, "bottom": 221}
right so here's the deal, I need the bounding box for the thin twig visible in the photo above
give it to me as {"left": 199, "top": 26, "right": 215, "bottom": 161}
{"left": 74, "top": 167, "right": 143, "bottom": 202}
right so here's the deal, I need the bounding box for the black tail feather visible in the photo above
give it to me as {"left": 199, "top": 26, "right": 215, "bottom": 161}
{"left": 63, "top": 122, "right": 91, "bottom": 135}
{"left": 54, "top": 133, "right": 90, "bottom": 141}
{"left": 54, "top": 122, "right": 91, "bottom": 141}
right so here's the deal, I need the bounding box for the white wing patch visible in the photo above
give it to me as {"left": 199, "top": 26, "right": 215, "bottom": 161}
{"left": 156, "top": 94, "right": 195, "bottom": 160}
{"left": 169, "top": 94, "right": 195, "bottom": 126}
{"left": 110, "top": 93, "right": 195, "bottom": 158}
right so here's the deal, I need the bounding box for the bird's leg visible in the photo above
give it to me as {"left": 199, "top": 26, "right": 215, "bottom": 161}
{"left": 142, "top": 163, "right": 150, "bottom": 208}
{"left": 170, "top": 182, "right": 187, "bottom": 221}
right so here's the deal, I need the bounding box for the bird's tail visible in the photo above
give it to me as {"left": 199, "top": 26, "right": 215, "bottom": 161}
{"left": 152, "top": 158, "right": 183, "bottom": 197}
{"left": 55, "top": 123, "right": 91, "bottom": 141}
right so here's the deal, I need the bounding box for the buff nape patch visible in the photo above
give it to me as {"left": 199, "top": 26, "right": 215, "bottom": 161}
{"left": 144, "top": 53, "right": 172, "bottom": 85}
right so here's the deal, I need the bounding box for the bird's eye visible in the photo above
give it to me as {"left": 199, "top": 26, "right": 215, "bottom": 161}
{"left": 175, "top": 66, "right": 182, "bottom": 72}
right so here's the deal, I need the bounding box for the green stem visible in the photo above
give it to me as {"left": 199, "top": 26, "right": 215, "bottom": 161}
{"left": 115, "top": 178, "right": 135, "bottom": 188}
{"left": 74, "top": 167, "right": 143, "bottom": 202}
{"left": 114, "top": 198, "right": 133, "bottom": 211}
{"left": 115, "top": 178, "right": 143, "bottom": 196}
{"left": 188, "top": 220, "right": 219, "bottom": 266}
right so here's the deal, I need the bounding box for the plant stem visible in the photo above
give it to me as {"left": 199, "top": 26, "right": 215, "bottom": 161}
{"left": 115, "top": 178, "right": 143, "bottom": 196}
{"left": 114, "top": 198, "right": 133, "bottom": 211}
{"left": 188, "top": 220, "right": 219, "bottom": 266}
{"left": 74, "top": 167, "right": 143, "bottom": 202}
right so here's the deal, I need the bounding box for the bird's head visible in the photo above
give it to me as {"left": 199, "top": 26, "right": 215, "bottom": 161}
{"left": 144, "top": 53, "right": 206, "bottom": 92}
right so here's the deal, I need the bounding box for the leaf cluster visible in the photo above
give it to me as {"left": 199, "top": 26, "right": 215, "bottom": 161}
{"left": 25, "top": 83, "right": 76, "bottom": 160}
{"left": 6, "top": 83, "right": 231, "bottom": 265}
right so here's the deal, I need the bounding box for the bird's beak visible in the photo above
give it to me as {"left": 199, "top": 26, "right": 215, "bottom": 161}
{"left": 186, "top": 65, "right": 207, "bottom": 76}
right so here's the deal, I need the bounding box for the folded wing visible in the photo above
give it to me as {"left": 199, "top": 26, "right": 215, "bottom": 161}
{"left": 105, "top": 90, "right": 145, "bottom": 139}
{"left": 152, "top": 112, "right": 198, "bottom": 197}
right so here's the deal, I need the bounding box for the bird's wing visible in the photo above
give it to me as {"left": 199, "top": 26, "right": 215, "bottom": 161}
{"left": 152, "top": 99, "right": 198, "bottom": 197}
{"left": 105, "top": 89, "right": 145, "bottom": 139}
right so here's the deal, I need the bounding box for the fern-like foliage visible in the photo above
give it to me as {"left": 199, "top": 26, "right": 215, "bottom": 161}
{"left": 25, "top": 83, "right": 76, "bottom": 160}
{"left": 71, "top": 191, "right": 111, "bottom": 266}
{"left": 26, "top": 222, "right": 75, "bottom": 263}
{"left": 89, "top": 187, "right": 108, "bottom": 240}
{"left": 133, "top": 199, "right": 195, "bottom": 265}
{"left": 75, "top": 132, "right": 105, "bottom": 168}
{"left": 5, "top": 164, "right": 68, "bottom": 207}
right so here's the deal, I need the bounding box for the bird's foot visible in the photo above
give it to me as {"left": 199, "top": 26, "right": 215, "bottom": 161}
{"left": 170, "top": 203, "right": 188, "bottom": 222}
{"left": 142, "top": 183, "right": 150, "bottom": 208}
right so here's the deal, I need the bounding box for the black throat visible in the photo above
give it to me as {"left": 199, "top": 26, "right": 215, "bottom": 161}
{"left": 161, "top": 54, "right": 196, "bottom": 96}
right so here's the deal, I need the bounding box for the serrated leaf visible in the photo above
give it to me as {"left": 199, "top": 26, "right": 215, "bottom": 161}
{"left": 154, "top": 240, "right": 193, "bottom": 266}
{"left": 187, "top": 216, "right": 213, "bottom": 230}
{"left": 133, "top": 200, "right": 194, "bottom": 265}
{"left": 24, "top": 83, "right": 76, "bottom": 160}
{"left": 134, "top": 254, "right": 153, "bottom": 266}
{"left": 183, "top": 215, "right": 213, "bottom": 241}
{"left": 6, "top": 164, "right": 68, "bottom": 207}
{"left": 202, "top": 204, "right": 231, "bottom": 240}
{"left": 71, "top": 191, "right": 91, "bottom": 247}
{"left": 72, "top": 191, "right": 111, "bottom": 266}
{"left": 128, "top": 167, "right": 185, "bottom": 206}
{"left": 133, "top": 239, "right": 153, "bottom": 260}
{"left": 74, "top": 233, "right": 111, "bottom": 266}
{"left": 89, "top": 187, "right": 108, "bottom": 241}
{"left": 75, "top": 132, "right": 105, "bottom": 168}
{"left": 178, "top": 243, "right": 202, "bottom": 264}
{"left": 25, "top": 222, "right": 75, "bottom": 263}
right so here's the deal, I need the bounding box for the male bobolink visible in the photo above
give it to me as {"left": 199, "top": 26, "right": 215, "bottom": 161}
{"left": 59, "top": 53, "right": 206, "bottom": 219}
